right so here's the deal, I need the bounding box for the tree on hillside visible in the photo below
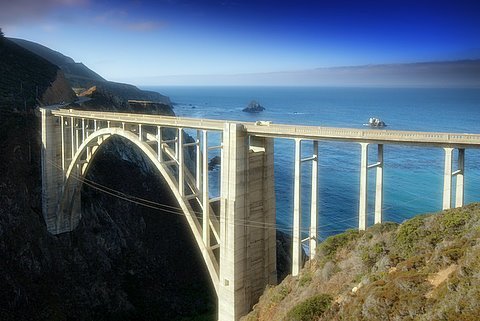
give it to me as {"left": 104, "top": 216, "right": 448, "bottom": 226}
{"left": 0, "top": 28, "right": 4, "bottom": 37}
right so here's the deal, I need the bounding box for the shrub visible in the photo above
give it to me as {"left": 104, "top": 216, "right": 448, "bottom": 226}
{"left": 285, "top": 294, "right": 333, "bottom": 321}
{"left": 395, "top": 214, "right": 430, "bottom": 257}
{"left": 317, "top": 229, "right": 360, "bottom": 261}
{"left": 298, "top": 272, "right": 312, "bottom": 287}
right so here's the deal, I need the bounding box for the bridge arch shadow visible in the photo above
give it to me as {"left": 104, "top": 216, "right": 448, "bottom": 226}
{"left": 75, "top": 134, "right": 217, "bottom": 319}
{"left": 55, "top": 128, "right": 218, "bottom": 318}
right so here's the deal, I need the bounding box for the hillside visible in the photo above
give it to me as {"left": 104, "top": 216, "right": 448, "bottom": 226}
{"left": 244, "top": 203, "right": 480, "bottom": 321}
{"left": 0, "top": 37, "right": 76, "bottom": 112}
{"left": 10, "top": 38, "right": 171, "bottom": 108}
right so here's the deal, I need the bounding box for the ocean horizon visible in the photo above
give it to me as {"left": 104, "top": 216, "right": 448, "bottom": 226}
{"left": 144, "top": 86, "right": 480, "bottom": 240}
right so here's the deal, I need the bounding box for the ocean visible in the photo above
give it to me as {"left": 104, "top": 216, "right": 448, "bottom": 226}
{"left": 144, "top": 86, "right": 480, "bottom": 239}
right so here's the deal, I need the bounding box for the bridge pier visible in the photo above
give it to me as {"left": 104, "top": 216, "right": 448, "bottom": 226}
{"left": 218, "top": 123, "right": 276, "bottom": 321}
{"left": 443, "top": 147, "right": 465, "bottom": 209}
{"left": 41, "top": 108, "right": 80, "bottom": 234}
{"left": 358, "top": 143, "right": 384, "bottom": 230}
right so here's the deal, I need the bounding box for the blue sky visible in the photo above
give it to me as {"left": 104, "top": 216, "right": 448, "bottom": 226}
{"left": 2, "top": 0, "right": 480, "bottom": 84}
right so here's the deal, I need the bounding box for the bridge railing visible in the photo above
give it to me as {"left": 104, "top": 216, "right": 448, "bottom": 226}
{"left": 53, "top": 108, "right": 480, "bottom": 147}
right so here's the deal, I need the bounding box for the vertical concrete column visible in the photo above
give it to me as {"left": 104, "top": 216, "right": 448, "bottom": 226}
{"left": 309, "top": 141, "right": 318, "bottom": 258}
{"left": 194, "top": 130, "right": 201, "bottom": 190}
{"left": 455, "top": 148, "right": 465, "bottom": 208}
{"left": 178, "top": 128, "right": 184, "bottom": 196}
{"left": 359, "top": 142, "right": 369, "bottom": 230}
{"left": 263, "top": 137, "right": 277, "bottom": 287}
{"left": 247, "top": 136, "right": 277, "bottom": 302}
{"left": 81, "top": 118, "right": 85, "bottom": 144}
{"left": 40, "top": 108, "right": 63, "bottom": 234}
{"left": 292, "top": 138, "right": 302, "bottom": 276}
{"left": 374, "top": 144, "right": 384, "bottom": 224}
{"left": 70, "top": 117, "right": 75, "bottom": 158}
{"left": 218, "top": 123, "right": 248, "bottom": 321}
{"left": 75, "top": 122, "right": 79, "bottom": 151}
{"left": 61, "top": 116, "right": 65, "bottom": 175}
{"left": 138, "top": 124, "right": 143, "bottom": 142}
{"left": 443, "top": 147, "right": 453, "bottom": 210}
{"left": 157, "top": 126, "right": 163, "bottom": 162}
{"left": 202, "top": 130, "right": 210, "bottom": 246}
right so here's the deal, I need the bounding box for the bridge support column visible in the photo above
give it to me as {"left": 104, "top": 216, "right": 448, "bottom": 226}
{"left": 455, "top": 148, "right": 465, "bottom": 208}
{"left": 359, "top": 143, "right": 369, "bottom": 230}
{"left": 309, "top": 141, "right": 319, "bottom": 258}
{"left": 218, "top": 124, "right": 276, "bottom": 321}
{"left": 443, "top": 147, "right": 465, "bottom": 210}
{"left": 374, "top": 144, "right": 384, "bottom": 224}
{"left": 40, "top": 108, "right": 64, "bottom": 233}
{"left": 443, "top": 147, "right": 453, "bottom": 210}
{"left": 292, "top": 138, "right": 302, "bottom": 276}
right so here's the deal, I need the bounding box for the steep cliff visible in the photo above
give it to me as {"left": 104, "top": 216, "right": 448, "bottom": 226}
{"left": 0, "top": 38, "right": 76, "bottom": 111}
{"left": 41, "top": 70, "right": 77, "bottom": 105}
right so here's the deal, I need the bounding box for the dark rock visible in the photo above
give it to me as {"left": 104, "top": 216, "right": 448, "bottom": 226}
{"left": 208, "top": 156, "right": 221, "bottom": 171}
{"left": 242, "top": 100, "right": 265, "bottom": 113}
{"left": 276, "top": 230, "right": 308, "bottom": 282}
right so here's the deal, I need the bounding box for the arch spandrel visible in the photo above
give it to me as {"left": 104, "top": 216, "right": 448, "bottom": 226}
{"left": 58, "top": 127, "right": 220, "bottom": 293}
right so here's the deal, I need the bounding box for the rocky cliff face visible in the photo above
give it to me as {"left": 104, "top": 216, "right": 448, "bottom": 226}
{"left": 41, "top": 70, "right": 77, "bottom": 105}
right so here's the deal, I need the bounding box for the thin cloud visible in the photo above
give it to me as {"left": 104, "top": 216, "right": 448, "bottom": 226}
{"left": 127, "top": 21, "right": 166, "bottom": 31}
{"left": 94, "top": 9, "right": 166, "bottom": 32}
{"left": 0, "top": 0, "right": 89, "bottom": 25}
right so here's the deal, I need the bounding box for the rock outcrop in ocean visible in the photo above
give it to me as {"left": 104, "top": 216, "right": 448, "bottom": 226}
{"left": 243, "top": 100, "right": 265, "bottom": 113}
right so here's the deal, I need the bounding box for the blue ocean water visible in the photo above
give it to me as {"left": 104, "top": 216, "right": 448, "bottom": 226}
{"left": 145, "top": 86, "right": 480, "bottom": 239}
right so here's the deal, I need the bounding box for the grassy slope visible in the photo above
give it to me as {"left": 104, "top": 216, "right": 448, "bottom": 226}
{"left": 244, "top": 203, "right": 480, "bottom": 321}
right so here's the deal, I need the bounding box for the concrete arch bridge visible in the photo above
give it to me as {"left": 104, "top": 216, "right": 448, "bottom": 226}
{"left": 40, "top": 108, "right": 480, "bottom": 321}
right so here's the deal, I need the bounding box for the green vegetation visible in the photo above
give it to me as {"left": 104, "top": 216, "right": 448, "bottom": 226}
{"left": 316, "top": 229, "right": 360, "bottom": 262}
{"left": 285, "top": 294, "right": 332, "bottom": 321}
{"left": 243, "top": 203, "right": 480, "bottom": 321}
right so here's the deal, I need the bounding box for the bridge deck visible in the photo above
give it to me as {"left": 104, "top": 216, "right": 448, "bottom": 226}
{"left": 53, "top": 109, "right": 480, "bottom": 148}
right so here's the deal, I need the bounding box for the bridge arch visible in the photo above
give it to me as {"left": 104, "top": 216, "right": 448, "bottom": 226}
{"left": 57, "top": 127, "right": 220, "bottom": 292}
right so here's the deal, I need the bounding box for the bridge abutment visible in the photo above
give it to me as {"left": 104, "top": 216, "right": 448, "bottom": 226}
{"left": 40, "top": 108, "right": 64, "bottom": 233}
{"left": 41, "top": 109, "right": 80, "bottom": 234}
